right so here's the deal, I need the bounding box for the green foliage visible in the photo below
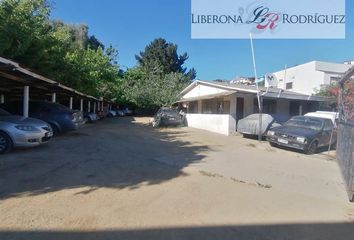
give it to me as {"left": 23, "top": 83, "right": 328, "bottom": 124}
{"left": 123, "top": 38, "right": 196, "bottom": 109}
{"left": 0, "top": 1, "right": 197, "bottom": 108}
{"left": 0, "top": 0, "right": 121, "bottom": 102}
{"left": 121, "top": 67, "right": 190, "bottom": 108}
{"left": 0, "top": 0, "right": 51, "bottom": 58}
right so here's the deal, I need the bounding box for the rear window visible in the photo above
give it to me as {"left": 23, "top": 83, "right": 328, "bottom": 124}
{"left": 162, "top": 109, "right": 179, "bottom": 116}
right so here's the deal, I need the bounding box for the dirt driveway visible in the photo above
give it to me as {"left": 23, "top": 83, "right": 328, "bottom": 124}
{"left": 0, "top": 117, "right": 354, "bottom": 240}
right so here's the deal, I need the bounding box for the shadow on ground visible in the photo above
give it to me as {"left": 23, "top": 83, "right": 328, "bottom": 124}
{"left": 0, "top": 117, "right": 210, "bottom": 199}
{"left": 1, "top": 222, "right": 354, "bottom": 240}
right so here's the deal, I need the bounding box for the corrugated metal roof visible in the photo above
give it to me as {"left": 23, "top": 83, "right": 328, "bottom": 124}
{"left": 179, "top": 80, "right": 333, "bottom": 102}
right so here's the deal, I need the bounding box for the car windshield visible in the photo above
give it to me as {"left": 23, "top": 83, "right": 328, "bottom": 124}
{"left": 0, "top": 108, "right": 11, "bottom": 116}
{"left": 161, "top": 109, "right": 179, "bottom": 116}
{"left": 284, "top": 117, "right": 323, "bottom": 130}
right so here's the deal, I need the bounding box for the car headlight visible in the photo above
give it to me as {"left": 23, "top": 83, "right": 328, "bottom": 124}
{"left": 296, "top": 137, "right": 306, "bottom": 143}
{"left": 15, "top": 125, "right": 38, "bottom": 131}
{"left": 268, "top": 131, "right": 275, "bottom": 136}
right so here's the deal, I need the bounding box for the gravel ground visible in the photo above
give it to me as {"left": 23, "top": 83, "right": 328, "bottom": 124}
{"left": 0, "top": 117, "right": 353, "bottom": 240}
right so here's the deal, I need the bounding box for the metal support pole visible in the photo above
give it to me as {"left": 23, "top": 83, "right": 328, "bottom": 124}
{"left": 0, "top": 94, "right": 4, "bottom": 104}
{"left": 97, "top": 101, "right": 100, "bottom": 111}
{"left": 52, "top": 93, "right": 56, "bottom": 103}
{"left": 69, "top": 97, "right": 73, "bottom": 109}
{"left": 23, "top": 86, "right": 29, "bottom": 118}
{"left": 299, "top": 104, "right": 303, "bottom": 116}
{"left": 80, "top": 99, "right": 83, "bottom": 112}
{"left": 101, "top": 102, "right": 104, "bottom": 111}
{"left": 250, "top": 33, "right": 263, "bottom": 142}
{"left": 88, "top": 101, "right": 91, "bottom": 113}
{"left": 93, "top": 102, "right": 96, "bottom": 113}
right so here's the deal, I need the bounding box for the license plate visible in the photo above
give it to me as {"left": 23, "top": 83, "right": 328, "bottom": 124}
{"left": 169, "top": 117, "right": 176, "bottom": 120}
{"left": 46, "top": 132, "right": 53, "bottom": 137}
{"left": 278, "top": 138, "right": 288, "bottom": 144}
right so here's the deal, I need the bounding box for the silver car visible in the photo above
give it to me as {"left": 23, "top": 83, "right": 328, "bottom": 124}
{"left": 0, "top": 108, "right": 53, "bottom": 154}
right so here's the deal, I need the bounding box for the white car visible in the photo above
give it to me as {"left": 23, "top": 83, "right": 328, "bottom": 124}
{"left": 304, "top": 111, "right": 338, "bottom": 126}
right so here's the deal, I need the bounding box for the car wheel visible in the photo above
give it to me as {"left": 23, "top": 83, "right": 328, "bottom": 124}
{"left": 49, "top": 124, "right": 60, "bottom": 136}
{"left": 0, "top": 131, "right": 13, "bottom": 154}
{"left": 305, "top": 140, "right": 318, "bottom": 155}
{"left": 269, "top": 142, "right": 277, "bottom": 147}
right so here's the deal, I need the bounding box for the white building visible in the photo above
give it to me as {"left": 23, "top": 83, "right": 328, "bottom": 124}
{"left": 177, "top": 80, "right": 330, "bottom": 136}
{"left": 266, "top": 61, "right": 353, "bottom": 95}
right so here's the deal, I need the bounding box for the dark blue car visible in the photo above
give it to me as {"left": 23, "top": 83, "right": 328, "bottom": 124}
{"left": 1, "top": 100, "right": 85, "bottom": 135}
{"left": 267, "top": 116, "right": 336, "bottom": 154}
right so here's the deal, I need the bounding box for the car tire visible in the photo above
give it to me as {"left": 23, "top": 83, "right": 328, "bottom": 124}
{"left": 49, "top": 124, "right": 60, "bottom": 136}
{"left": 0, "top": 131, "right": 13, "bottom": 154}
{"left": 269, "top": 142, "right": 277, "bottom": 147}
{"left": 305, "top": 140, "right": 318, "bottom": 155}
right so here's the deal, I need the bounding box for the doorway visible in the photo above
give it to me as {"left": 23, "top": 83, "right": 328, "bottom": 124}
{"left": 236, "top": 97, "right": 244, "bottom": 122}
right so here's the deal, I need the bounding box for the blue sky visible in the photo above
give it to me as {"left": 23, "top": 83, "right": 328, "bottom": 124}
{"left": 51, "top": 0, "right": 354, "bottom": 80}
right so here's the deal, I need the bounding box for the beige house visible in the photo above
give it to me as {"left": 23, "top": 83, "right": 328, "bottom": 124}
{"left": 177, "top": 80, "right": 331, "bottom": 136}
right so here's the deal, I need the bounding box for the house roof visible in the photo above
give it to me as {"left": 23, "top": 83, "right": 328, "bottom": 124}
{"left": 179, "top": 80, "right": 333, "bottom": 102}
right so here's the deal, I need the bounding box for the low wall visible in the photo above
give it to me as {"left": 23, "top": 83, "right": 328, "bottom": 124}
{"left": 186, "top": 114, "right": 233, "bottom": 136}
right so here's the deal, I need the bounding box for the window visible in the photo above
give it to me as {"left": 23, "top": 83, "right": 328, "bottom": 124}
{"left": 286, "top": 82, "right": 293, "bottom": 89}
{"left": 187, "top": 101, "right": 198, "bottom": 113}
{"left": 202, "top": 99, "right": 230, "bottom": 114}
{"left": 263, "top": 99, "right": 277, "bottom": 114}
{"left": 253, "top": 98, "right": 277, "bottom": 114}
{"left": 323, "top": 119, "right": 333, "bottom": 131}
{"left": 330, "top": 77, "right": 340, "bottom": 84}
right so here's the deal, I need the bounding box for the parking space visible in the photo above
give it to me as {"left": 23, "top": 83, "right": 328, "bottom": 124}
{"left": 1, "top": 117, "right": 353, "bottom": 238}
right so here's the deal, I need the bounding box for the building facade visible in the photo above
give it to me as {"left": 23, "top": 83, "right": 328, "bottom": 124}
{"left": 178, "top": 80, "right": 331, "bottom": 136}
{"left": 266, "top": 61, "right": 352, "bottom": 95}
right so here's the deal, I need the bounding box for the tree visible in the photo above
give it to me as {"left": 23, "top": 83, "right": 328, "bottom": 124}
{"left": 121, "top": 38, "right": 196, "bottom": 109}
{"left": 135, "top": 38, "right": 196, "bottom": 78}
{"left": 0, "top": 0, "right": 51, "bottom": 61}
{"left": 0, "top": 0, "right": 123, "bottom": 102}
{"left": 317, "top": 80, "right": 354, "bottom": 120}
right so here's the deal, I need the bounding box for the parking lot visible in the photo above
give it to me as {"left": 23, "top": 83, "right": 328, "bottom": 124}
{"left": 1, "top": 117, "right": 354, "bottom": 240}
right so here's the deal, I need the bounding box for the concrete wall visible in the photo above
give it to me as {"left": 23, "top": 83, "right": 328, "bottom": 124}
{"left": 269, "top": 61, "right": 352, "bottom": 95}
{"left": 186, "top": 114, "right": 233, "bottom": 136}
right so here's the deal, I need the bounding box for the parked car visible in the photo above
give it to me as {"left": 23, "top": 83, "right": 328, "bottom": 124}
{"left": 0, "top": 101, "right": 84, "bottom": 135}
{"left": 152, "top": 108, "right": 183, "bottom": 128}
{"left": 107, "top": 110, "right": 117, "bottom": 117}
{"left": 97, "top": 110, "right": 108, "bottom": 119}
{"left": 267, "top": 116, "right": 336, "bottom": 154}
{"left": 123, "top": 107, "right": 133, "bottom": 116}
{"left": 84, "top": 112, "right": 99, "bottom": 123}
{"left": 0, "top": 107, "right": 53, "bottom": 154}
{"left": 237, "top": 113, "right": 281, "bottom": 137}
{"left": 115, "top": 110, "right": 125, "bottom": 117}
{"left": 305, "top": 111, "right": 338, "bottom": 126}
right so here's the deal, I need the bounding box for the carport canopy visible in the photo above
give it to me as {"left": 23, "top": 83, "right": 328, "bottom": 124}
{"left": 0, "top": 57, "right": 113, "bottom": 117}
